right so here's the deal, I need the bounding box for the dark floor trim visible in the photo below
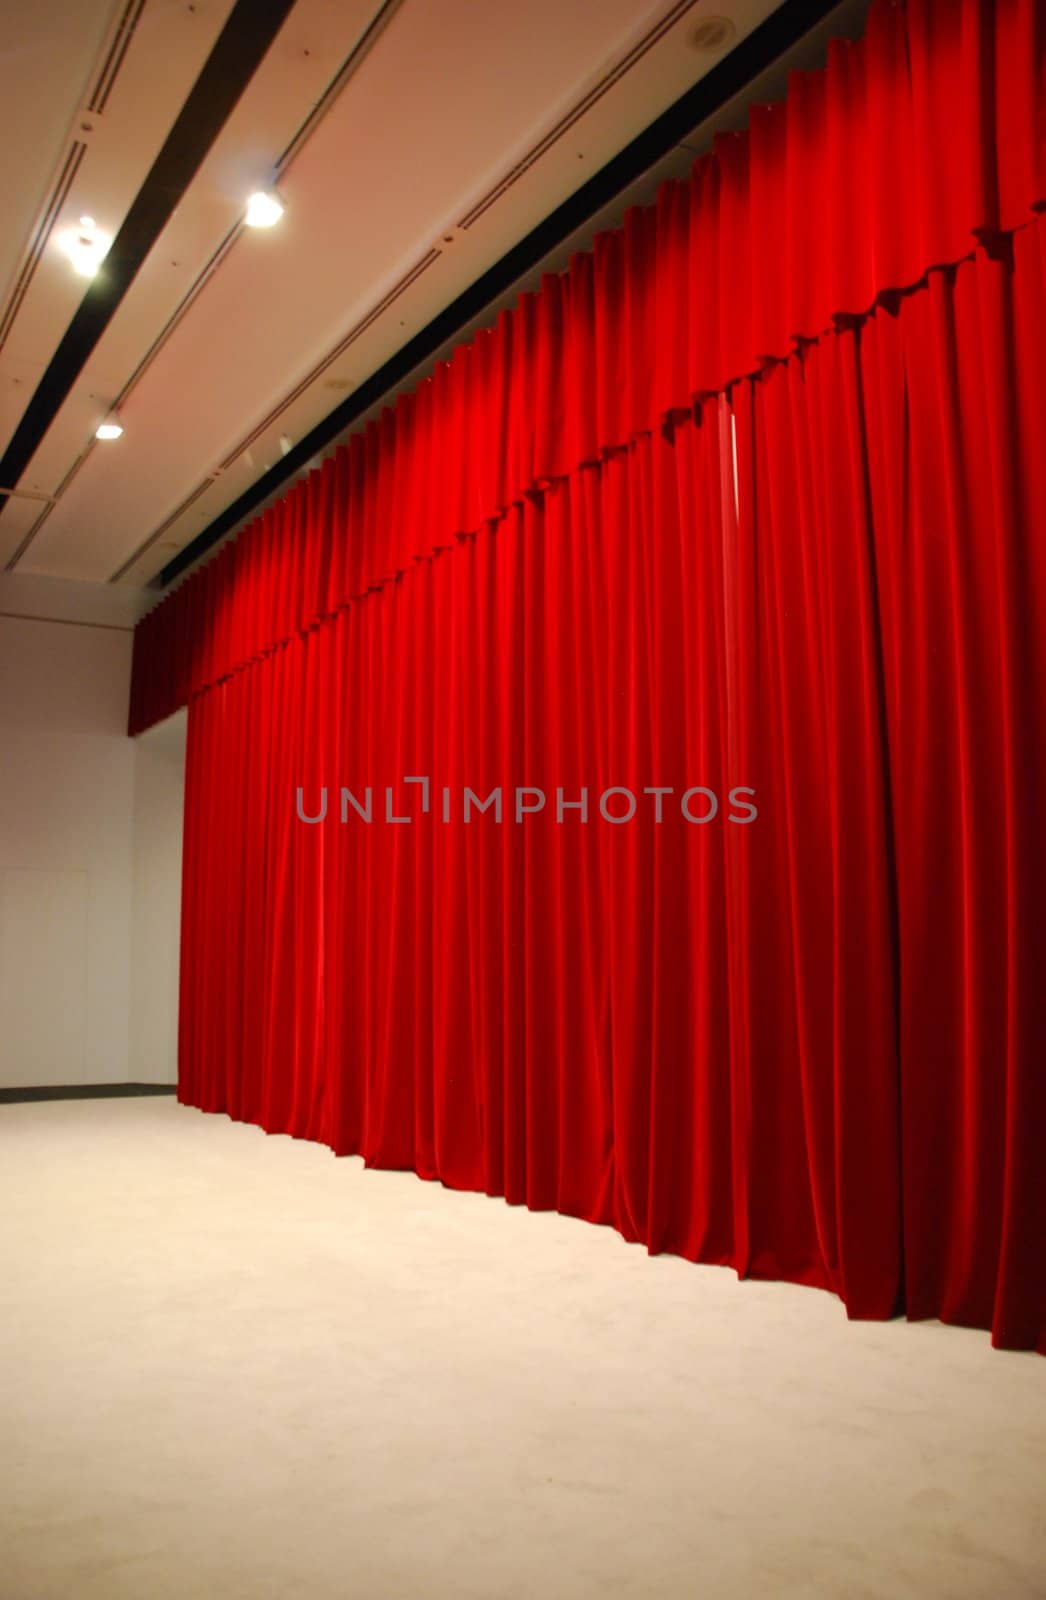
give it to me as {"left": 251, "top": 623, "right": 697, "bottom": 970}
{"left": 0, "top": 1083, "right": 177, "bottom": 1104}
{"left": 159, "top": 0, "right": 844, "bottom": 589}
{"left": 0, "top": 0, "right": 297, "bottom": 539}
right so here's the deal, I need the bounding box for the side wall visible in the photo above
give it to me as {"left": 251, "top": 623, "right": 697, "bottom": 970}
{"left": 0, "top": 583, "right": 185, "bottom": 1088}
{"left": 130, "top": 710, "right": 187, "bottom": 1085}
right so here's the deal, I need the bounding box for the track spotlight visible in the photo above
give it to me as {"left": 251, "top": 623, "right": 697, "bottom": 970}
{"left": 59, "top": 216, "right": 111, "bottom": 278}
{"left": 245, "top": 190, "right": 285, "bottom": 228}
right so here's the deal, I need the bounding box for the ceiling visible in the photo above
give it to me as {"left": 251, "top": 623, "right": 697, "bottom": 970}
{"left": 0, "top": 0, "right": 809, "bottom": 593}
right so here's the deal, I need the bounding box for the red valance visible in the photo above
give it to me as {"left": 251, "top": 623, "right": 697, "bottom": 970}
{"left": 129, "top": 0, "right": 1044, "bottom": 735}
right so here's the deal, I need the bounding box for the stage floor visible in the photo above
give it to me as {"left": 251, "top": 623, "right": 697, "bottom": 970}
{"left": 2, "top": 1095, "right": 1043, "bottom": 1599}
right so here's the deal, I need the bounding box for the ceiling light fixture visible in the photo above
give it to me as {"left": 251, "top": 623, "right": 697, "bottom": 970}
{"left": 96, "top": 417, "right": 124, "bottom": 441}
{"left": 245, "top": 189, "right": 285, "bottom": 228}
{"left": 58, "top": 215, "right": 112, "bottom": 278}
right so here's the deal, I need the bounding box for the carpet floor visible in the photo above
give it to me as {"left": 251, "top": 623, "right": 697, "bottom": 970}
{"left": 1, "top": 1096, "right": 1043, "bottom": 1599}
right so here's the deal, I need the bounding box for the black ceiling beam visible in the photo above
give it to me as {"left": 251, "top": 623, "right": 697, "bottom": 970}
{"left": 159, "top": 0, "right": 846, "bottom": 591}
{"left": 0, "top": 0, "right": 297, "bottom": 520}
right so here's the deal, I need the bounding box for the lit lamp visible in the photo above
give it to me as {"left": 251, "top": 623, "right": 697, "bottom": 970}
{"left": 59, "top": 216, "right": 111, "bottom": 278}
{"left": 245, "top": 190, "right": 285, "bottom": 228}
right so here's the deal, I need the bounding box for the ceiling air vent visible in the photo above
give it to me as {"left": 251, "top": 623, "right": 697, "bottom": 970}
{"left": 0, "top": 142, "right": 87, "bottom": 356}
{"left": 690, "top": 16, "right": 737, "bottom": 52}
{"left": 87, "top": 0, "right": 147, "bottom": 116}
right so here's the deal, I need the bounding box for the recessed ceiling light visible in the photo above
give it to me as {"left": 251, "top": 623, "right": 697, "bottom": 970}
{"left": 58, "top": 215, "right": 111, "bottom": 277}
{"left": 245, "top": 189, "right": 285, "bottom": 228}
{"left": 96, "top": 417, "right": 124, "bottom": 441}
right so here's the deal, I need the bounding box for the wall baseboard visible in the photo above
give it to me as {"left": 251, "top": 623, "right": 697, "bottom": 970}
{"left": 0, "top": 1082, "right": 177, "bottom": 1104}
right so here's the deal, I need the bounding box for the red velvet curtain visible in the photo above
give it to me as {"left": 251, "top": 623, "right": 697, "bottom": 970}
{"left": 143, "top": 0, "right": 1046, "bottom": 1350}
{"left": 180, "top": 401, "right": 905, "bottom": 1318}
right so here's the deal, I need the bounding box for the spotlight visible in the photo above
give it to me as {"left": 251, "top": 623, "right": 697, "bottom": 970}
{"left": 58, "top": 215, "right": 111, "bottom": 278}
{"left": 245, "top": 190, "right": 285, "bottom": 228}
{"left": 96, "top": 417, "right": 124, "bottom": 441}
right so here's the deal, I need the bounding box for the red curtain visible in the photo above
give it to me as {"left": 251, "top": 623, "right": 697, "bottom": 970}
{"left": 144, "top": 0, "right": 1046, "bottom": 1350}
{"left": 179, "top": 403, "right": 904, "bottom": 1318}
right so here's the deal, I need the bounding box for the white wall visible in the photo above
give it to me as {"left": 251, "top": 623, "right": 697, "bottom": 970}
{"left": 0, "top": 576, "right": 185, "bottom": 1089}
{"left": 0, "top": 613, "right": 135, "bottom": 1086}
{"left": 130, "top": 710, "right": 186, "bottom": 1084}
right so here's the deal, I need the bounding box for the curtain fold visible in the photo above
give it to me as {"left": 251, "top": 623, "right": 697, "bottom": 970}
{"left": 865, "top": 220, "right": 1046, "bottom": 1349}
{"left": 130, "top": 0, "right": 1044, "bottom": 736}
{"left": 159, "top": 0, "right": 1046, "bottom": 1351}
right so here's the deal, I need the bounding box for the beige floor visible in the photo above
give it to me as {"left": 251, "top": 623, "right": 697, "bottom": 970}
{"left": 1, "top": 1097, "right": 1043, "bottom": 1600}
